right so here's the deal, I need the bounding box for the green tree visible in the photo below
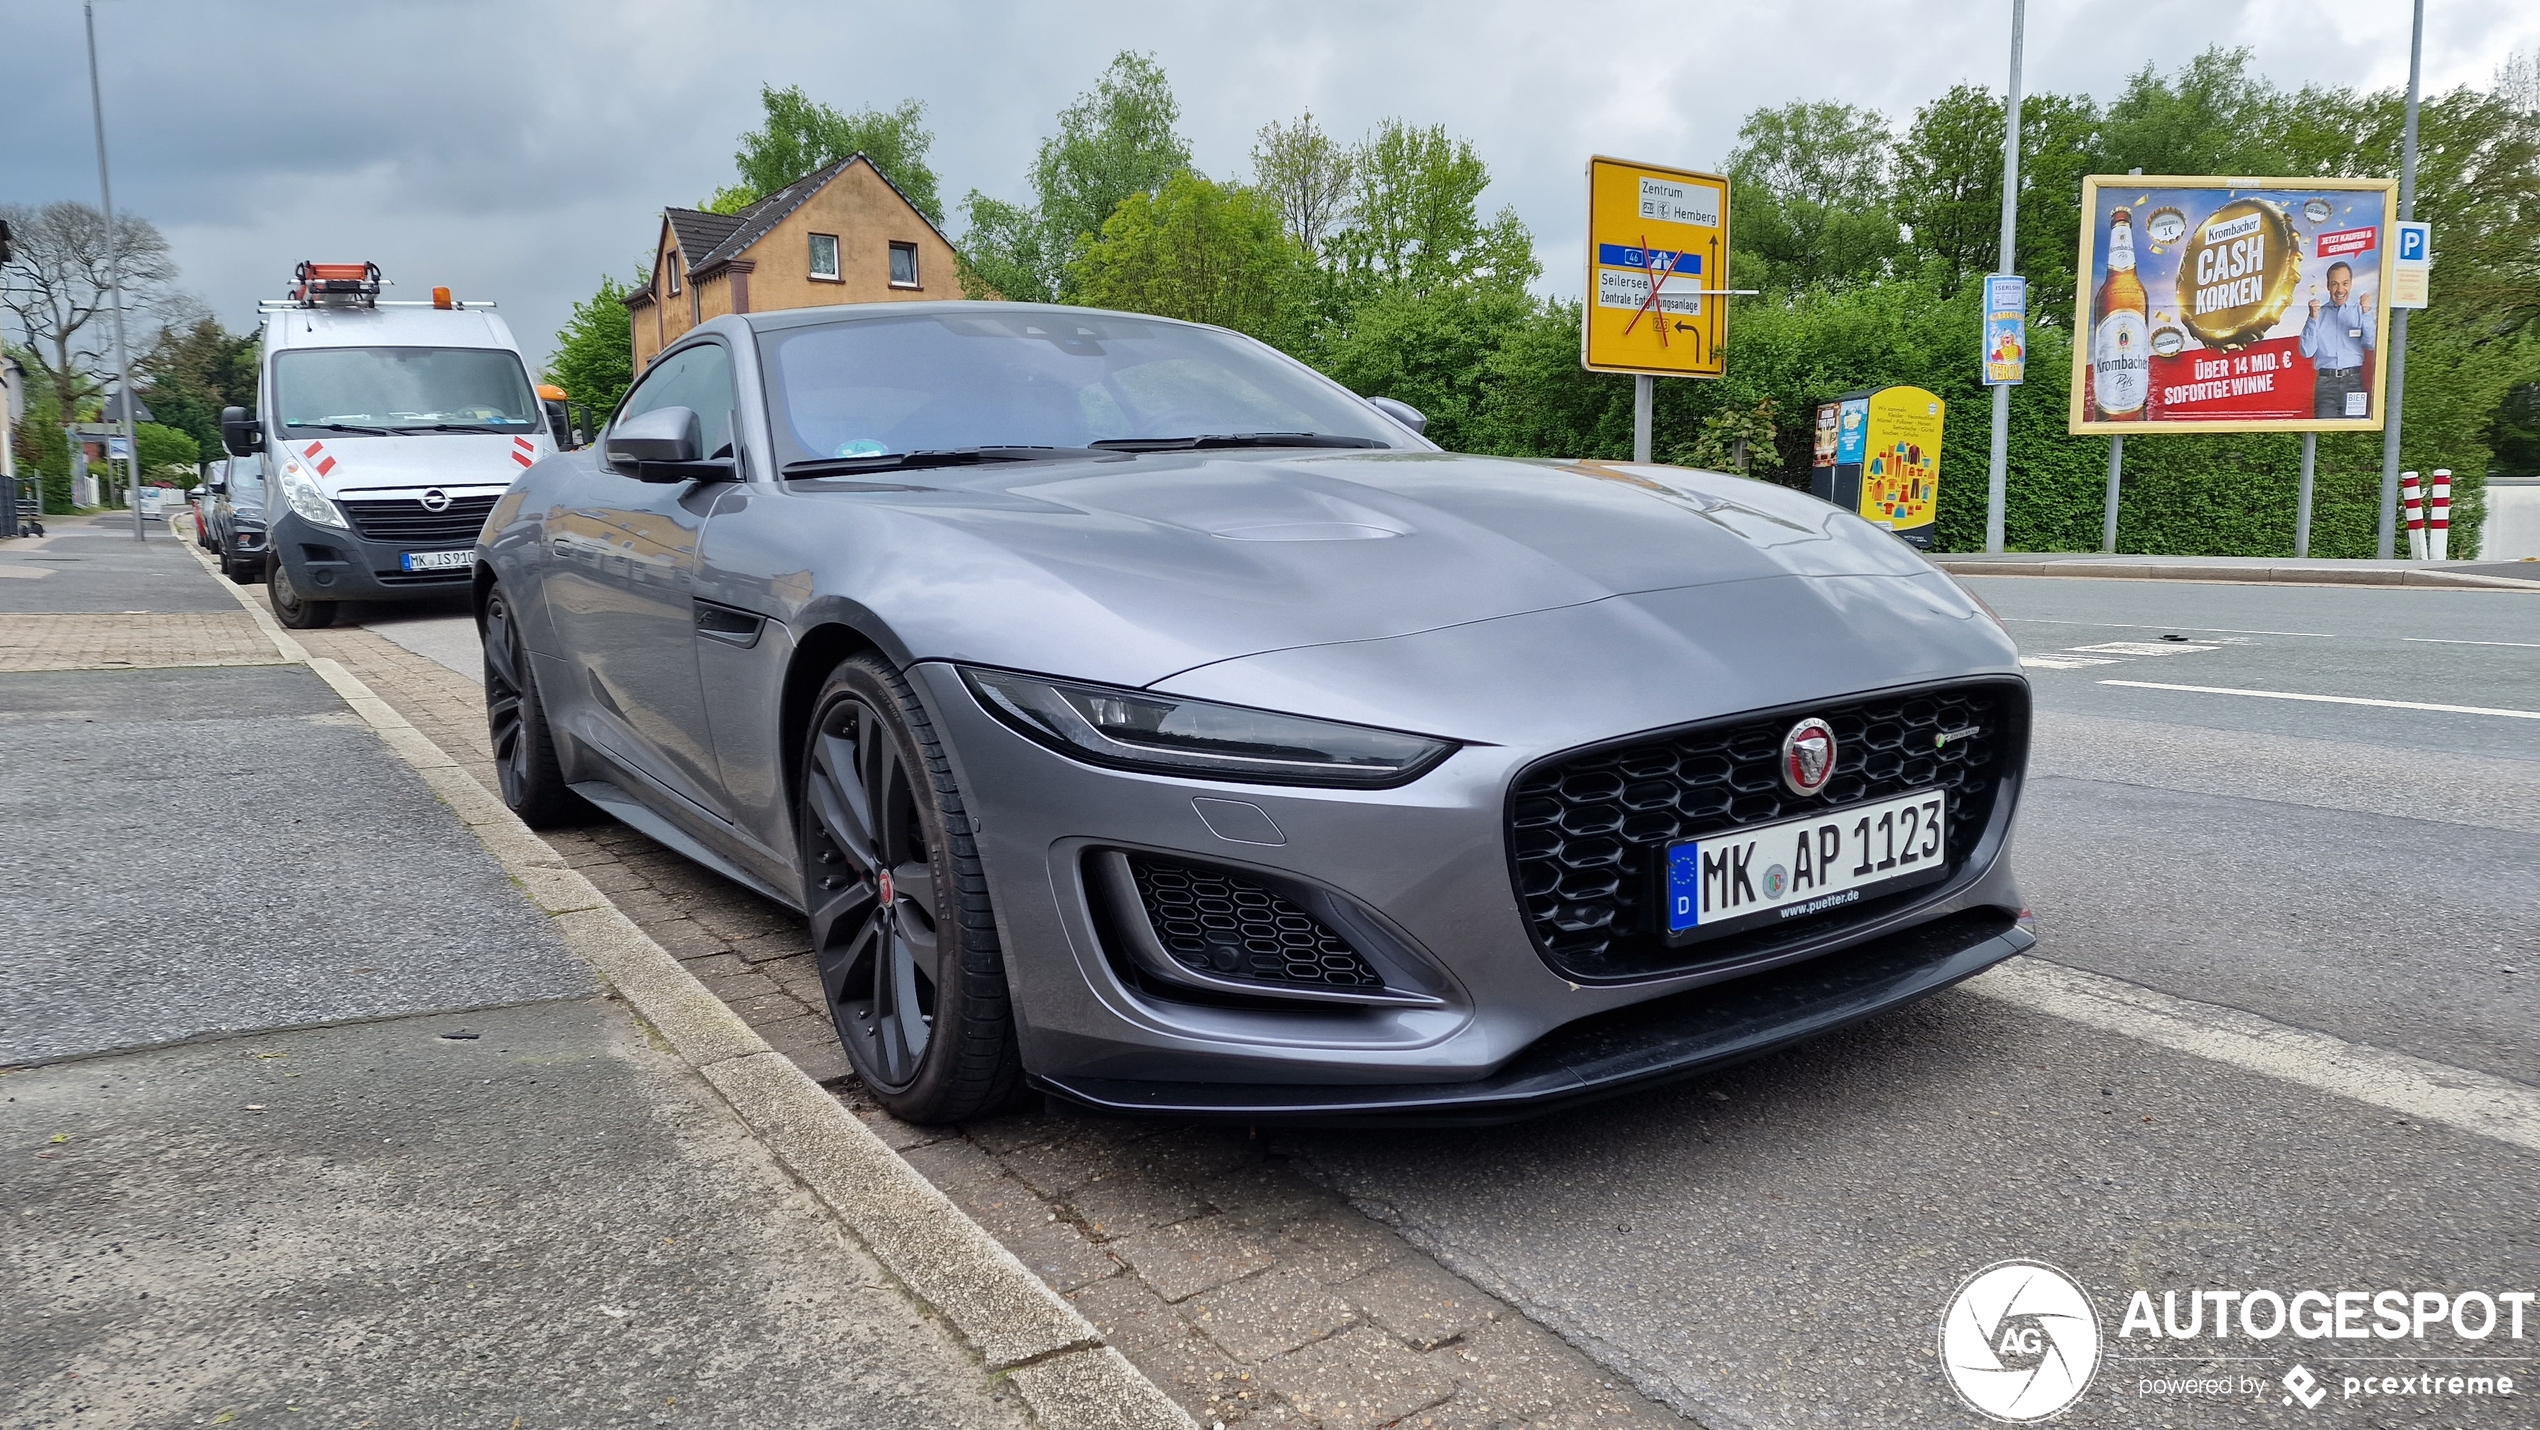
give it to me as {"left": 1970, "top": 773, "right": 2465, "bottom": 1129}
{"left": 1068, "top": 173, "right": 1309, "bottom": 347}
{"left": 1893, "top": 87, "right": 2101, "bottom": 309}
{"left": 959, "top": 52, "right": 1191, "bottom": 303}
{"left": 1315, "top": 283, "right": 1538, "bottom": 452}
{"left": 133, "top": 420, "right": 198, "bottom": 484}
{"left": 7, "top": 346, "right": 75, "bottom": 512}
{"left": 138, "top": 316, "right": 258, "bottom": 461}
{"left": 1326, "top": 120, "right": 1537, "bottom": 297}
{"left": 1251, "top": 112, "right": 1354, "bottom": 254}
{"left": 1726, "top": 101, "right": 1901, "bottom": 291}
{"left": 545, "top": 271, "right": 643, "bottom": 418}
{"left": 703, "top": 88, "right": 941, "bottom": 223}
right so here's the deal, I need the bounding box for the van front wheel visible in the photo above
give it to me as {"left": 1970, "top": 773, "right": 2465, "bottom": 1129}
{"left": 268, "top": 561, "right": 337, "bottom": 629}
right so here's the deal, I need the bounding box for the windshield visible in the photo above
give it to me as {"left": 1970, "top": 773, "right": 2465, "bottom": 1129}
{"left": 757, "top": 311, "right": 1406, "bottom": 466}
{"left": 272, "top": 347, "right": 540, "bottom": 433}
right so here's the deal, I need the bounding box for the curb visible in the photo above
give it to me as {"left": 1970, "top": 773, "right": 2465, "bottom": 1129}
{"left": 176, "top": 533, "right": 1194, "bottom": 1430}
{"left": 1935, "top": 558, "right": 2540, "bottom": 591}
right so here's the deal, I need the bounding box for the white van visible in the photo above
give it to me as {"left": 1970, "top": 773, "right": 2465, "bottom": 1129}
{"left": 220, "top": 263, "right": 557, "bottom": 629}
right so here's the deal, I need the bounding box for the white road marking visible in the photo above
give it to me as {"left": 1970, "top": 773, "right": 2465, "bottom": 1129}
{"left": 2069, "top": 640, "right": 2221, "bottom": 656}
{"left": 2005, "top": 618, "right": 2337, "bottom": 638}
{"left": 2403, "top": 636, "right": 2540, "bottom": 649}
{"left": 1967, "top": 960, "right": 2540, "bottom": 1156}
{"left": 2021, "top": 655, "right": 2122, "bottom": 670}
{"left": 2099, "top": 679, "right": 2540, "bottom": 720}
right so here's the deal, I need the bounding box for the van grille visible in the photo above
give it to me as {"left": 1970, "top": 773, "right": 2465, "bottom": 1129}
{"left": 340, "top": 494, "right": 499, "bottom": 548}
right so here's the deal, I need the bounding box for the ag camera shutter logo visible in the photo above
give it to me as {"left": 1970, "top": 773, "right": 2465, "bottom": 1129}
{"left": 1941, "top": 1261, "right": 2103, "bottom": 1421}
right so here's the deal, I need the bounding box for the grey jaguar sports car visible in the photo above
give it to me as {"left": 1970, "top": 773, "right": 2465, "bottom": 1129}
{"left": 474, "top": 301, "right": 2034, "bottom": 1124}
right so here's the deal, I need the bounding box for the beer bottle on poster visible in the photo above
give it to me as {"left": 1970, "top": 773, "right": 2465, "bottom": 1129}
{"left": 2092, "top": 209, "right": 2150, "bottom": 421}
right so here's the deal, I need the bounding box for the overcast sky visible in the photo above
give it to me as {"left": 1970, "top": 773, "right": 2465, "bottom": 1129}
{"left": 6, "top": 0, "right": 2532, "bottom": 375}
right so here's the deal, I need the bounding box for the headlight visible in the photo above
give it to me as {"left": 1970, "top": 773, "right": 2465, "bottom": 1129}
{"left": 960, "top": 668, "right": 1455, "bottom": 788}
{"left": 277, "top": 460, "right": 348, "bottom": 529}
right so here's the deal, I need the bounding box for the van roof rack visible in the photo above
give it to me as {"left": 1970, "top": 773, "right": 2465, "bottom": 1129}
{"left": 286, "top": 261, "right": 383, "bottom": 307}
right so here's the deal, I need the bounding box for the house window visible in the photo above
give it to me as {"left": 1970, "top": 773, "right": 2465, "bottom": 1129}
{"left": 808, "top": 233, "right": 841, "bottom": 281}
{"left": 667, "top": 254, "right": 681, "bottom": 296}
{"left": 888, "top": 242, "right": 920, "bottom": 288}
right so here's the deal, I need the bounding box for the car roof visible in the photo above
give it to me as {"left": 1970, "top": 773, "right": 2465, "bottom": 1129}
{"left": 737, "top": 299, "right": 1215, "bottom": 338}
{"left": 263, "top": 305, "right": 521, "bottom": 354}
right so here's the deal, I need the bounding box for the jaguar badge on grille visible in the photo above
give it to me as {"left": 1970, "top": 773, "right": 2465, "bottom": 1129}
{"left": 420, "top": 488, "right": 452, "bottom": 513}
{"left": 1781, "top": 717, "right": 1836, "bottom": 796}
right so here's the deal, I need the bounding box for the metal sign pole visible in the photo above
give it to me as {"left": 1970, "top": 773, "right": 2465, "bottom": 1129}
{"left": 84, "top": 0, "right": 144, "bottom": 541}
{"left": 1984, "top": 0, "right": 2026, "bottom": 553}
{"left": 2101, "top": 435, "right": 2124, "bottom": 553}
{"left": 2375, "top": 0, "right": 2424, "bottom": 560}
{"left": 1633, "top": 374, "right": 1654, "bottom": 463}
{"left": 2295, "top": 432, "right": 2318, "bottom": 557}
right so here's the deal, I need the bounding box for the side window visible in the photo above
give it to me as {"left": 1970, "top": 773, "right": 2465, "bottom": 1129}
{"left": 233, "top": 456, "right": 264, "bottom": 501}
{"left": 808, "top": 233, "right": 841, "bottom": 281}
{"left": 616, "top": 342, "right": 737, "bottom": 460}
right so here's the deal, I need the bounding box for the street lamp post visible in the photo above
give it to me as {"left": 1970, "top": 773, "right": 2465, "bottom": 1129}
{"left": 84, "top": 0, "right": 144, "bottom": 542}
{"left": 1983, "top": 0, "right": 2026, "bottom": 554}
{"left": 2375, "top": 0, "right": 2425, "bottom": 559}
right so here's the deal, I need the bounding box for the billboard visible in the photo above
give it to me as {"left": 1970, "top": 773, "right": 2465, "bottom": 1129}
{"left": 2070, "top": 176, "right": 2396, "bottom": 434}
{"left": 1811, "top": 385, "right": 1943, "bottom": 548}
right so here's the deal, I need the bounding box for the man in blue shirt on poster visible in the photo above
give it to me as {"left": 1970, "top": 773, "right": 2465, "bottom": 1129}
{"left": 2301, "top": 261, "right": 2375, "bottom": 419}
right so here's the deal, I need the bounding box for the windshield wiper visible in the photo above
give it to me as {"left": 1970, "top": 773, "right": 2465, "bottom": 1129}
{"left": 287, "top": 421, "right": 394, "bottom": 436}
{"left": 1089, "top": 433, "right": 1390, "bottom": 452}
{"left": 392, "top": 422, "right": 518, "bottom": 434}
{"left": 783, "top": 445, "right": 1100, "bottom": 477}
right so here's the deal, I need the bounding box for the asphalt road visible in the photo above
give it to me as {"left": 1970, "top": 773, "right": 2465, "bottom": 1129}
{"left": 1270, "top": 578, "right": 2539, "bottom": 1428}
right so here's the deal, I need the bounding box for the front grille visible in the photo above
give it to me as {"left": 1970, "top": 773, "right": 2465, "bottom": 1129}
{"left": 1128, "top": 856, "right": 1385, "bottom": 990}
{"left": 340, "top": 494, "right": 499, "bottom": 547}
{"left": 372, "top": 568, "right": 474, "bottom": 586}
{"left": 1510, "top": 679, "right": 2025, "bottom": 983}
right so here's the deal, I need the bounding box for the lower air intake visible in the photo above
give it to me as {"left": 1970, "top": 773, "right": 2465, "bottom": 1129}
{"left": 1126, "top": 856, "right": 1385, "bottom": 990}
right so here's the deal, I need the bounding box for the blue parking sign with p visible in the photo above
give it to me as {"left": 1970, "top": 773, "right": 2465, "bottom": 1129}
{"left": 2399, "top": 223, "right": 2428, "bottom": 262}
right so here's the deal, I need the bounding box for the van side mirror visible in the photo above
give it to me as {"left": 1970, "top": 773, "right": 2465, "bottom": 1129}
{"left": 1369, "top": 396, "right": 1427, "bottom": 436}
{"left": 220, "top": 406, "right": 263, "bottom": 457}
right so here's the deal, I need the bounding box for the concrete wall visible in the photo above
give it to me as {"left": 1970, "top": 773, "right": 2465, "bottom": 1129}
{"left": 2479, "top": 476, "right": 2540, "bottom": 561}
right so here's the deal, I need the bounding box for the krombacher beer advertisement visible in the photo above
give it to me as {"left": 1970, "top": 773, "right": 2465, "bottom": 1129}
{"left": 2070, "top": 176, "right": 2397, "bottom": 434}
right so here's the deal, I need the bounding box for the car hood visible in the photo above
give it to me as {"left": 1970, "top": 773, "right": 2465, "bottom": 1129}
{"left": 805, "top": 450, "right": 1946, "bottom": 686}
{"left": 278, "top": 431, "right": 546, "bottom": 495}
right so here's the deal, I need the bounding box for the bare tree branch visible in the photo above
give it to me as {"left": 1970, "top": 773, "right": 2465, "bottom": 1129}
{"left": 0, "top": 200, "right": 184, "bottom": 408}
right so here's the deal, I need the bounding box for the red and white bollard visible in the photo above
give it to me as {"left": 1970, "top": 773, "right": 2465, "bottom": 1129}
{"left": 2402, "top": 471, "right": 2427, "bottom": 561}
{"left": 2429, "top": 469, "right": 2452, "bottom": 561}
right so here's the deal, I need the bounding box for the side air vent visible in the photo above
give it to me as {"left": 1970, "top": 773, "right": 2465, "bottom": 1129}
{"left": 1083, "top": 851, "right": 1445, "bottom": 1009}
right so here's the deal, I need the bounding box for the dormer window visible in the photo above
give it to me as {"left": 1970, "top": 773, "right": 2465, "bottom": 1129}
{"left": 667, "top": 254, "right": 682, "bottom": 296}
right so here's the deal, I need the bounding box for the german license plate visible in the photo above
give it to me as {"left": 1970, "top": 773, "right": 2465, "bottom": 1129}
{"left": 399, "top": 548, "right": 474, "bottom": 572}
{"left": 1664, "top": 788, "right": 1947, "bottom": 944}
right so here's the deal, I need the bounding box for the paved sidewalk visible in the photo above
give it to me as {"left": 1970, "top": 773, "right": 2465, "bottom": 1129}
{"left": 0, "top": 528, "right": 1041, "bottom": 1429}
{"left": 299, "top": 618, "right": 1690, "bottom": 1430}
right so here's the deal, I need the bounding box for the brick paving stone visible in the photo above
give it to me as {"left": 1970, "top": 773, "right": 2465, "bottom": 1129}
{"left": 1065, "top": 1168, "right": 1210, "bottom": 1241}
{"left": 1262, "top": 1209, "right": 1412, "bottom": 1285}
{"left": 578, "top": 862, "right": 656, "bottom": 894}
{"left": 1189, "top": 1162, "right": 1345, "bottom": 1231}
{"left": 898, "top": 1137, "right": 1008, "bottom": 1196}
{"left": 1112, "top": 1215, "right": 1276, "bottom": 1302}
{"left": 1066, "top": 1275, "right": 1190, "bottom": 1355}
{"left": 670, "top": 951, "right": 751, "bottom": 980}
{"left": 0, "top": 611, "right": 282, "bottom": 672}
{"left": 1190, "top": 1269, "right": 1359, "bottom": 1363}
{"left": 1265, "top": 1324, "right": 1455, "bottom": 1430}
{"left": 1425, "top": 1319, "right": 1624, "bottom": 1424}
{"left": 1146, "top": 1327, "right": 1275, "bottom": 1426}
{"left": 645, "top": 920, "right": 737, "bottom": 960}
{"left": 948, "top": 1173, "right": 1060, "bottom": 1241}
{"left": 1340, "top": 1256, "right": 1506, "bottom": 1351}
{"left": 1000, "top": 1216, "right": 1118, "bottom": 1293}
{"left": 1004, "top": 1129, "right": 1146, "bottom": 1201}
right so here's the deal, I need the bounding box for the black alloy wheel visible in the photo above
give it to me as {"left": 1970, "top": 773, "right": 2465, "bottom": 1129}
{"left": 267, "top": 559, "right": 337, "bottom": 629}
{"left": 801, "top": 655, "right": 1019, "bottom": 1122}
{"left": 482, "top": 584, "right": 584, "bottom": 827}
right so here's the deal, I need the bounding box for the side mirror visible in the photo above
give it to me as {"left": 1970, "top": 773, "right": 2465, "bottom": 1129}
{"left": 220, "top": 406, "right": 263, "bottom": 457}
{"left": 605, "top": 405, "right": 731, "bottom": 483}
{"left": 1369, "top": 396, "right": 1427, "bottom": 437}
{"left": 209, "top": 478, "right": 227, "bottom": 494}
{"left": 543, "top": 398, "right": 577, "bottom": 450}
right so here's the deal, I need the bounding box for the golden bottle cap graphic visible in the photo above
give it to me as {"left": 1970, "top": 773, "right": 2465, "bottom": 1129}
{"left": 2179, "top": 198, "right": 2299, "bottom": 349}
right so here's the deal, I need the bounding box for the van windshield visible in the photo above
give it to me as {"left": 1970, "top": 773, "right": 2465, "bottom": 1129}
{"left": 272, "top": 347, "right": 540, "bottom": 433}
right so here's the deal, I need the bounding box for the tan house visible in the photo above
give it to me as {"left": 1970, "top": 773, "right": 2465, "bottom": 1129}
{"left": 626, "top": 154, "right": 961, "bottom": 371}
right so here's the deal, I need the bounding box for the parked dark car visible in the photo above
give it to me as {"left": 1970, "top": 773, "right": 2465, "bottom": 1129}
{"left": 207, "top": 454, "right": 269, "bottom": 585}
{"left": 474, "top": 302, "right": 2035, "bottom": 1125}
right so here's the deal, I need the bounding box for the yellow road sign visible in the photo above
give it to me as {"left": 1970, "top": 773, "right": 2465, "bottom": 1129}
{"left": 1582, "top": 156, "right": 1731, "bottom": 378}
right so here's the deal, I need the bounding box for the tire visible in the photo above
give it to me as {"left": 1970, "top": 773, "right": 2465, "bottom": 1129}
{"left": 224, "top": 549, "right": 262, "bottom": 585}
{"left": 268, "top": 559, "right": 338, "bottom": 629}
{"left": 801, "top": 654, "right": 1020, "bottom": 1123}
{"left": 482, "top": 583, "right": 588, "bottom": 829}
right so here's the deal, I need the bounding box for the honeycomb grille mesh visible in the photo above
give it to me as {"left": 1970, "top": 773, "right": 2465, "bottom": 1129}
{"left": 1510, "top": 682, "right": 2021, "bottom": 982}
{"left": 1128, "top": 857, "right": 1384, "bottom": 990}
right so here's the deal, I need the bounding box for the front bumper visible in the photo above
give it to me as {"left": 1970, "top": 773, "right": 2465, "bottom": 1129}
{"left": 1038, "top": 909, "right": 2030, "bottom": 1124}
{"left": 910, "top": 658, "right": 2031, "bottom": 1111}
{"left": 269, "top": 511, "right": 473, "bottom": 603}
